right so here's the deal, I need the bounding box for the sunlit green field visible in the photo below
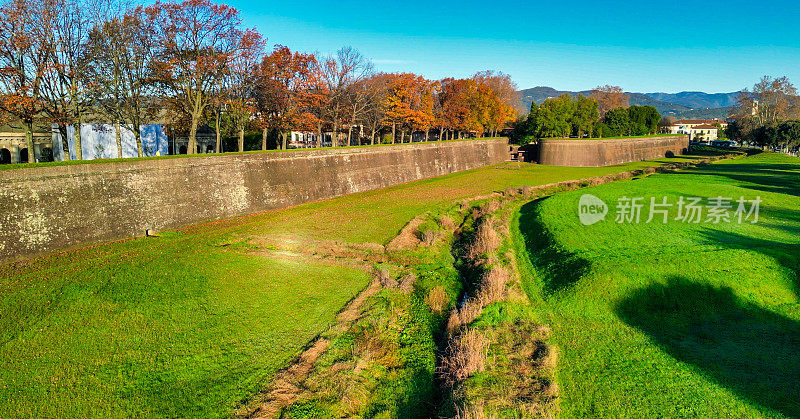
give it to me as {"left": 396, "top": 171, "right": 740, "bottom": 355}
{"left": 0, "top": 154, "right": 705, "bottom": 417}
{"left": 514, "top": 153, "right": 800, "bottom": 417}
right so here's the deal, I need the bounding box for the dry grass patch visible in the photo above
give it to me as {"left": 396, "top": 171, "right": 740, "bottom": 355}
{"left": 466, "top": 221, "right": 502, "bottom": 260}
{"left": 440, "top": 329, "right": 490, "bottom": 386}
{"left": 426, "top": 286, "right": 449, "bottom": 313}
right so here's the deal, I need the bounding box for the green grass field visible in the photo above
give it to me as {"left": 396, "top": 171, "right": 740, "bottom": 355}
{"left": 513, "top": 153, "right": 800, "bottom": 417}
{"left": 0, "top": 153, "right": 710, "bottom": 417}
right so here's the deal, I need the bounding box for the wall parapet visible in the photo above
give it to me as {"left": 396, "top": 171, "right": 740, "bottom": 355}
{"left": 538, "top": 135, "right": 689, "bottom": 167}
{"left": 0, "top": 138, "right": 509, "bottom": 262}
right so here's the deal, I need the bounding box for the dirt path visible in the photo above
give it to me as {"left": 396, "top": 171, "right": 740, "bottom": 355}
{"left": 241, "top": 277, "right": 383, "bottom": 418}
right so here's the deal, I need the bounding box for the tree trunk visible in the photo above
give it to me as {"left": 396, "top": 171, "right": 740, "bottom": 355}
{"left": 439, "top": 126, "right": 443, "bottom": 141}
{"left": 238, "top": 128, "right": 244, "bottom": 152}
{"left": 316, "top": 123, "right": 322, "bottom": 148}
{"left": 189, "top": 114, "right": 199, "bottom": 155}
{"left": 134, "top": 127, "right": 143, "bottom": 157}
{"left": 73, "top": 119, "right": 83, "bottom": 160}
{"left": 392, "top": 123, "right": 396, "bottom": 144}
{"left": 57, "top": 124, "right": 70, "bottom": 161}
{"left": 371, "top": 128, "right": 376, "bottom": 145}
{"left": 333, "top": 120, "right": 338, "bottom": 147}
{"left": 425, "top": 128, "right": 429, "bottom": 141}
{"left": 24, "top": 123, "right": 34, "bottom": 163}
{"left": 281, "top": 131, "right": 287, "bottom": 150}
{"left": 114, "top": 122, "right": 123, "bottom": 159}
{"left": 215, "top": 112, "right": 222, "bottom": 153}
{"left": 261, "top": 127, "right": 267, "bottom": 150}
{"left": 347, "top": 125, "right": 353, "bottom": 146}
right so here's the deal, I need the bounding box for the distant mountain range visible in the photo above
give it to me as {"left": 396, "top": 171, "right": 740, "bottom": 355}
{"left": 518, "top": 87, "right": 739, "bottom": 119}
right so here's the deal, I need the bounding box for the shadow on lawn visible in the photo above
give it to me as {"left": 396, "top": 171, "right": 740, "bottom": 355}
{"left": 616, "top": 277, "right": 800, "bottom": 417}
{"left": 698, "top": 226, "right": 800, "bottom": 299}
{"left": 681, "top": 160, "right": 800, "bottom": 198}
{"left": 518, "top": 200, "right": 591, "bottom": 295}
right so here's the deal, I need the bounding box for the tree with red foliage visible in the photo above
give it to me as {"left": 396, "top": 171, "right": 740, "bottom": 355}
{"left": 254, "top": 45, "right": 317, "bottom": 149}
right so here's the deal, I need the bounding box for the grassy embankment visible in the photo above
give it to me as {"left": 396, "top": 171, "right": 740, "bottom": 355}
{"left": 513, "top": 153, "right": 800, "bottom": 417}
{"left": 1, "top": 153, "right": 708, "bottom": 417}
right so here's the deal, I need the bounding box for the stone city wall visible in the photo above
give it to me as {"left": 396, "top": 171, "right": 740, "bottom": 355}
{"left": 0, "top": 138, "right": 510, "bottom": 262}
{"left": 538, "top": 135, "right": 689, "bottom": 167}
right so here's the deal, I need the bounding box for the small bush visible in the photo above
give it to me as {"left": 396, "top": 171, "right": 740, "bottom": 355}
{"left": 376, "top": 268, "right": 398, "bottom": 288}
{"left": 421, "top": 229, "right": 442, "bottom": 246}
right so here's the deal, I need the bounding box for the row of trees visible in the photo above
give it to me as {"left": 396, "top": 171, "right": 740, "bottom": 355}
{"left": 0, "top": 0, "right": 520, "bottom": 161}
{"left": 513, "top": 85, "right": 660, "bottom": 141}
{"left": 725, "top": 76, "right": 800, "bottom": 151}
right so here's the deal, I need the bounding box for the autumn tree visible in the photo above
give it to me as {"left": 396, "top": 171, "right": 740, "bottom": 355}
{"left": 148, "top": 0, "right": 252, "bottom": 155}
{"left": 752, "top": 76, "right": 799, "bottom": 125}
{"left": 590, "top": 85, "right": 629, "bottom": 116}
{"left": 383, "top": 73, "right": 435, "bottom": 143}
{"left": 225, "top": 29, "right": 264, "bottom": 151}
{"left": 472, "top": 70, "right": 520, "bottom": 135}
{"left": 360, "top": 73, "right": 390, "bottom": 144}
{"left": 39, "top": 0, "right": 99, "bottom": 160}
{"left": 0, "top": 0, "right": 53, "bottom": 161}
{"left": 318, "top": 47, "right": 372, "bottom": 146}
{"left": 254, "top": 45, "right": 317, "bottom": 149}
{"left": 438, "top": 78, "right": 481, "bottom": 140}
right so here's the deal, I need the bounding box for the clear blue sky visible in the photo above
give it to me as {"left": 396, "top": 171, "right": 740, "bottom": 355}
{"left": 229, "top": 0, "right": 800, "bottom": 93}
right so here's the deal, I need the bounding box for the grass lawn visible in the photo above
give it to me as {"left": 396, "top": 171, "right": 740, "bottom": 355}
{"left": 206, "top": 157, "right": 702, "bottom": 246}
{"left": 0, "top": 153, "right": 707, "bottom": 417}
{"left": 513, "top": 153, "right": 800, "bottom": 417}
{"left": 0, "top": 233, "right": 370, "bottom": 417}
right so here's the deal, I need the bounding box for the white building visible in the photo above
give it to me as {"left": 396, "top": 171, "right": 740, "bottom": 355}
{"left": 666, "top": 119, "right": 727, "bottom": 142}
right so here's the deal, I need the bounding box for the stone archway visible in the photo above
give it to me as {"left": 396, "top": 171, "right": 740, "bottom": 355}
{"left": 19, "top": 148, "right": 28, "bottom": 163}
{"left": 0, "top": 148, "right": 10, "bottom": 164}
{"left": 179, "top": 145, "right": 187, "bottom": 155}
{"left": 40, "top": 147, "right": 53, "bottom": 162}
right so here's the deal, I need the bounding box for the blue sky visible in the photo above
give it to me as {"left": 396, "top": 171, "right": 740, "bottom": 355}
{"left": 229, "top": 0, "right": 800, "bottom": 93}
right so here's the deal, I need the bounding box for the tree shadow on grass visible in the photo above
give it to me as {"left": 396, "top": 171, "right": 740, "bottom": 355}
{"left": 680, "top": 161, "right": 800, "bottom": 198}
{"left": 697, "top": 227, "right": 800, "bottom": 299}
{"left": 518, "top": 199, "right": 591, "bottom": 295}
{"left": 616, "top": 277, "right": 800, "bottom": 417}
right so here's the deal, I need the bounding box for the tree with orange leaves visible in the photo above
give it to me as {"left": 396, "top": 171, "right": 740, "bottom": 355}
{"left": 0, "top": 0, "right": 53, "bottom": 161}
{"left": 147, "top": 0, "right": 254, "bottom": 155}
{"left": 590, "top": 85, "right": 629, "bottom": 116}
{"left": 438, "top": 78, "right": 483, "bottom": 139}
{"left": 382, "top": 73, "right": 435, "bottom": 143}
{"left": 254, "top": 45, "right": 318, "bottom": 149}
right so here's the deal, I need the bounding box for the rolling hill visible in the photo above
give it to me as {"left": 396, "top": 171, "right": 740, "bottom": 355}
{"left": 518, "top": 86, "right": 738, "bottom": 119}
